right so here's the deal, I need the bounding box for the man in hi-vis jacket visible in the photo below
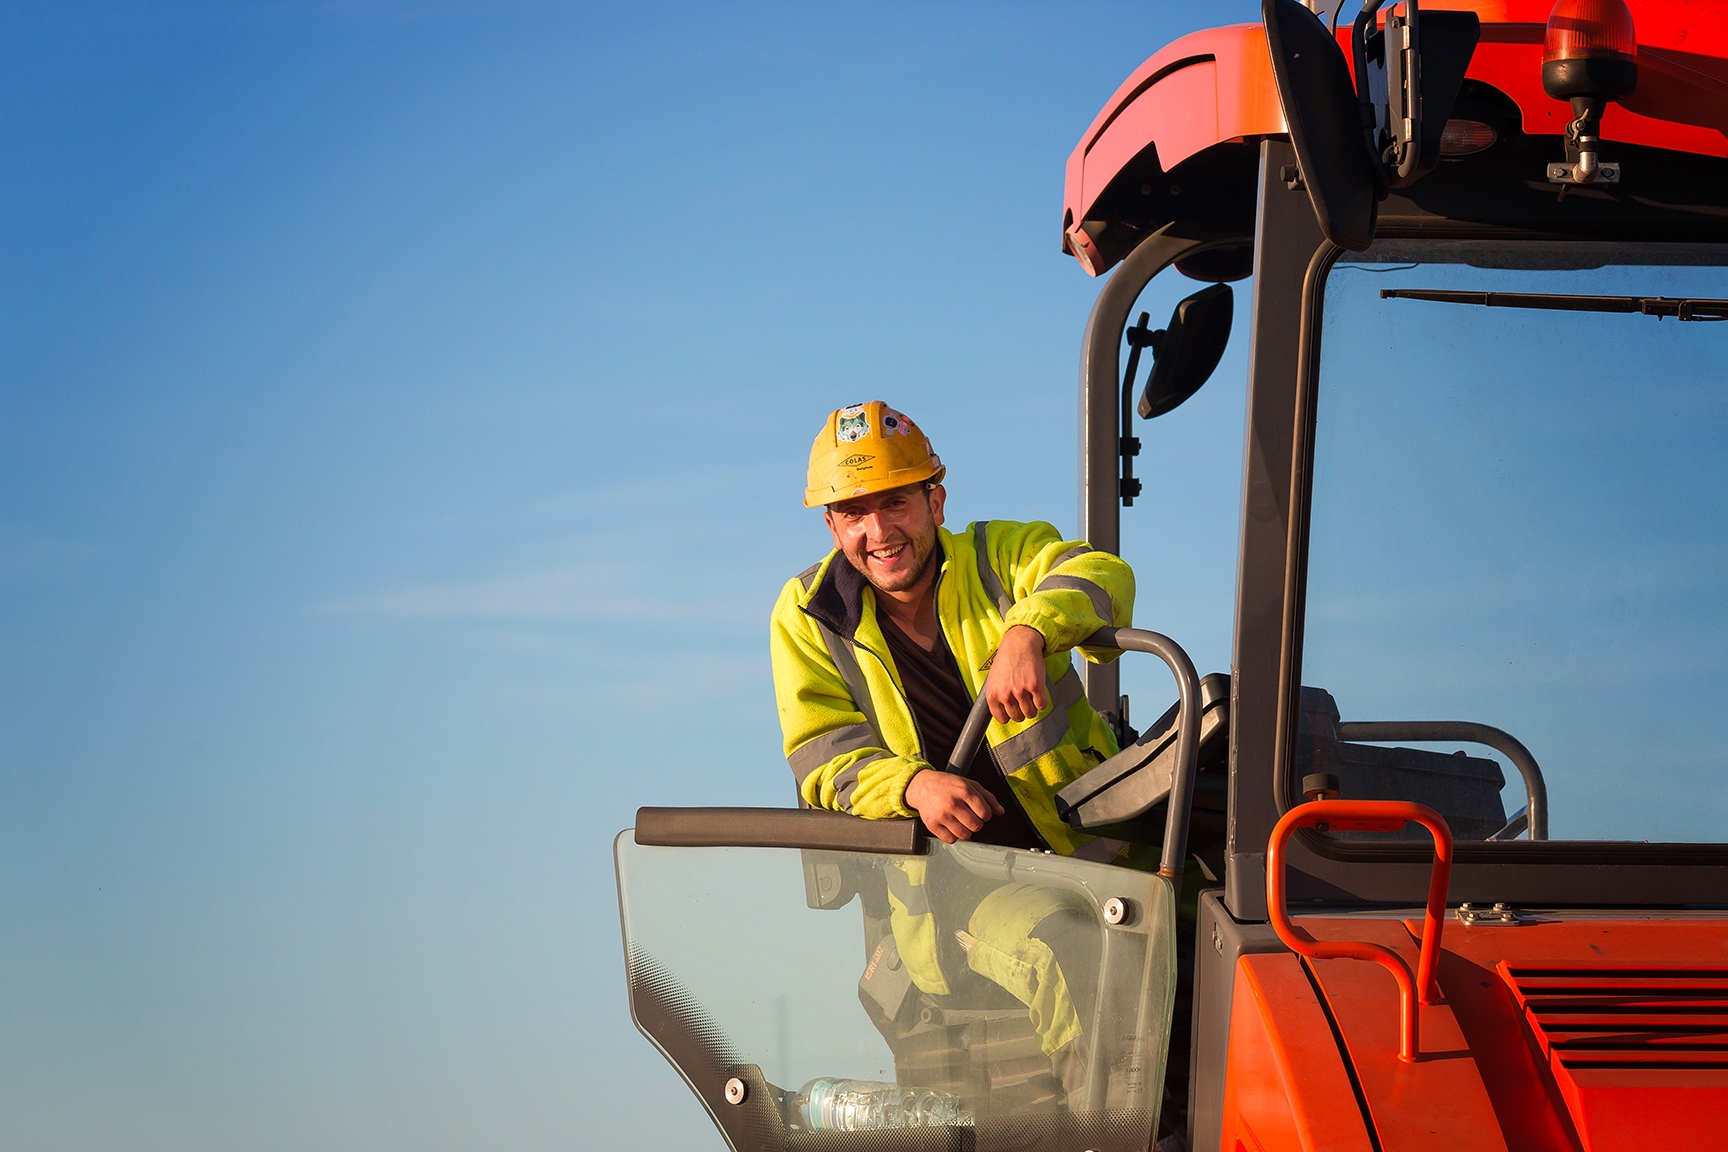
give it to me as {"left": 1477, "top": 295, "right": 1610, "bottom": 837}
{"left": 768, "top": 401, "right": 1140, "bottom": 1091}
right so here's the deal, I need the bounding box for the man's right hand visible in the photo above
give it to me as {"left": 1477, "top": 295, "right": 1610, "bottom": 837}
{"left": 904, "top": 769, "right": 1004, "bottom": 844}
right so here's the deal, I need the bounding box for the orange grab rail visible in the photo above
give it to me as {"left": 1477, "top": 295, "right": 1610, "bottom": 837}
{"left": 1266, "top": 800, "right": 1454, "bottom": 1063}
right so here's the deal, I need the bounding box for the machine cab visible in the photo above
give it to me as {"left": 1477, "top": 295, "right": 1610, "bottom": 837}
{"left": 618, "top": 2, "right": 1728, "bottom": 1149}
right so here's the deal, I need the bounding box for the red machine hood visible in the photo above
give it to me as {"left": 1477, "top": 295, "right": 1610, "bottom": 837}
{"left": 1298, "top": 916, "right": 1728, "bottom": 1151}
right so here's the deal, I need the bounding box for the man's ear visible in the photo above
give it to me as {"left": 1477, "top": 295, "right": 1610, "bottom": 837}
{"left": 823, "top": 508, "right": 843, "bottom": 551}
{"left": 927, "top": 484, "right": 947, "bottom": 528}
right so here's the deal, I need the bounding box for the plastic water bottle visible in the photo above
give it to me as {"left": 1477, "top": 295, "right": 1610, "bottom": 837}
{"left": 791, "top": 1078, "right": 973, "bottom": 1131}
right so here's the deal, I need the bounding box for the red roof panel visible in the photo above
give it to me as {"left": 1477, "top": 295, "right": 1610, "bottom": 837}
{"left": 1064, "top": 1, "right": 1728, "bottom": 274}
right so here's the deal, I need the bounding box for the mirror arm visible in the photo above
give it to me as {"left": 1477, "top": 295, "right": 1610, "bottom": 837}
{"left": 1119, "top": 312, "right": 1152, "bottom": 507}
{"left": 1353, "top": 0, "right": 1391, "bottom": 200}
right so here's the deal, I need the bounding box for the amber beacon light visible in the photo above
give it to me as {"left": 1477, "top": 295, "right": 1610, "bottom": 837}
{"left": 1540, "top": 0, "right": 1638, "bottom": 185}
{"left": 1542, "top": 0, "right": 1638, "bottom": 100}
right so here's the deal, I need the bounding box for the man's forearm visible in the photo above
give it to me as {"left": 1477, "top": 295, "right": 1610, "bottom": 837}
{"left": 984, "top": 625, "right": 1049, "bottom": 723}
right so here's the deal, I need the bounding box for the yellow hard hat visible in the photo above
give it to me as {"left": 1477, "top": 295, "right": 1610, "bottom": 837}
{"left": 804, "top": 401, "right": 946, "bottom": 508}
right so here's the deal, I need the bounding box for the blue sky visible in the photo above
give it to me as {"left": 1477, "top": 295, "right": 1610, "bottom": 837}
{"left": 0, "top": 2, "right": 1261, "bottom": 1149}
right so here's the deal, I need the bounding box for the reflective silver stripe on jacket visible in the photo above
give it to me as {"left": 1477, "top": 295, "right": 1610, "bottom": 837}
{"left": 884, "top": 860, "right": 931, "bottom": 915}
{"left": 831, "top": 752, "right": 889, "bottom": 813}
{"left": 794, "top": 560, "right": 892, "bottom": 813}
{"left": 992, "top": 665, "right": 1085, "bottom": 772}
{"left": 787, "top": 722, "right": 881, "bottom": 783}
{"left": 971, "top": 521, "right": 1012, "bottom": 616}
{"left": 815, "top": 620, "right": 884, "bottom": 744}
{"left": 810, "top": 619, "right": 891, "bottom": 815}
{"left": 1051, "top": 544, "right": 1092, "bottom": 568}
{"left": 1034, "top": 574, "right": 1114, "bottom": 625}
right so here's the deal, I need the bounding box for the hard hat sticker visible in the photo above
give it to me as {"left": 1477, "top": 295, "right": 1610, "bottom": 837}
{"left": 805, "top": 401, "right": 937, "bottom": 509}
{"left": 837, "top": 408, "right": 871, "bottom": 443}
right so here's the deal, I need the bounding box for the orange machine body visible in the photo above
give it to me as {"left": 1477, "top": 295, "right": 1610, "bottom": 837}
{"left": 1068, "top": 10, "right": 1728, "bottom": 1140}
{"left": 1222, "top": 784, "right": 1728, "bottom": 1150}
{"left": 1221, "top": 916, "right": 1728, "bottom": 1151}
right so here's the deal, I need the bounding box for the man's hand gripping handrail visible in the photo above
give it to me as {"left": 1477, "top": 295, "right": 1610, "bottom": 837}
{"left": 1266, "top": 800, "right": 1454, "bottom": 1062}
{"left": 947, "top": 626, "right": 1202, "bottom": 880}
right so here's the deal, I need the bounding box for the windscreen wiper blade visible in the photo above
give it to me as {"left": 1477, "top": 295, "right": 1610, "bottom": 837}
{"left": 1380, "top": 288, "right": 1728, "bottom": 321}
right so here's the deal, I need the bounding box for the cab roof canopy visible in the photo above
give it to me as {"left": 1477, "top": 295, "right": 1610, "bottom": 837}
{"left": 1062, "top": 0, "right": 1728, "bottom": 277}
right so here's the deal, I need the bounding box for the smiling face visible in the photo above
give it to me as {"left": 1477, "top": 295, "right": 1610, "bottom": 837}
{"left": 824, "top": 483, "right": 947, "bottom": 595}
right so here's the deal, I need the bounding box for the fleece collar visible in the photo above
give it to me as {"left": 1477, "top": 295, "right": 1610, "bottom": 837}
{"left": 803, "top": 529, "right": 955, "bottom": 642}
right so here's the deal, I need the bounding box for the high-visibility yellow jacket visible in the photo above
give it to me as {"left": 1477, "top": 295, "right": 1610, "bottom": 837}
{"left": 769, "top": 519, "right": 1134, "bottom": 855}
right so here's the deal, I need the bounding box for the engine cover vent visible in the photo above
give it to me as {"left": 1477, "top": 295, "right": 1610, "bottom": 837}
{"left": 1500, "top": 963, "right": 1728, "bottom": 1150}
{"left": 1502, "top": 964, "right": 1728, "bottom": 1070}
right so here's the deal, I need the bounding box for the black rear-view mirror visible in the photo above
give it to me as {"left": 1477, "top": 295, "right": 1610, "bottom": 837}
{"left": 1139, "top": 284, "right": 1234, "bottom": 420}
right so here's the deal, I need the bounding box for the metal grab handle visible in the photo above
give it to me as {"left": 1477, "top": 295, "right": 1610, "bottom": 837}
{"left": 1266, "top": 800, "right": 1454, "bottom": 1063}
{"left": 1335, "top": 721, "right": 1548, "bottom": 840}
{"left": 948, "top": 626, "right": 1202, "bottom": 880}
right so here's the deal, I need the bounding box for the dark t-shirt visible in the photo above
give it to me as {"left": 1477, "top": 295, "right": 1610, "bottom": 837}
{"left": 876, "top": 613, "right": 1045, "bottom": 850}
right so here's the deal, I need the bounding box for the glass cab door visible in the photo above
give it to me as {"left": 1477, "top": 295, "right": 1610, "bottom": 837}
{"left": 615, "top": 831, "right": 1176, "bottom": 1152}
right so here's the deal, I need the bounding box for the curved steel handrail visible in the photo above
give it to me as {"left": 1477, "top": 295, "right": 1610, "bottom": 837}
{"left": 1267, "top": 799, "right": 1454, "bottom": 1063}
{"left": 1335, "top": 721, "right": 1548, "bottom": 841}
{"left": 949, "top": 626, "right": 1202, "bottom": 880}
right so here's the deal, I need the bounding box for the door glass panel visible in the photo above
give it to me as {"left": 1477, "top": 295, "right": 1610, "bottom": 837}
{"left": 614, "top": 833, "right": 1176, "bottom": 1151}
{"left": 1303, "top": 240, "right": 1728, "bottom": 843}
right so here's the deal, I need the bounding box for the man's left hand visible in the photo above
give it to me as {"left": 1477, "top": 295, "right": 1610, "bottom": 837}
{"left": 984, "top": 625, "right": 1050, "bottom": 723}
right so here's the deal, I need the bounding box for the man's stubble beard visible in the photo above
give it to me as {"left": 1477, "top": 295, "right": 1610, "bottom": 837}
{"left": 851, "top": 521, "right": 940, "bottom": 595}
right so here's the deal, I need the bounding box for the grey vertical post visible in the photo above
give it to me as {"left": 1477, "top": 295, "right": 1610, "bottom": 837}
{"left": 1186, "top": 141, "right": 1326, "bottom": 1152}
{"left": 1078, "top": 273, "right": 1123, "bottom": 713}
{"left": 1225, "top": 140, "right": 1327, "bottom": 922}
